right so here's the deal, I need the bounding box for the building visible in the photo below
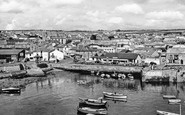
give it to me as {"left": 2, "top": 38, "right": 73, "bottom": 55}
{"left": 166, "top": 47, "right": 185, "bottom": 65}
{"left": 95, "top": 52, "right": 142, "bottom": 64}
{"left": 49, "top": 49, "right": 64, "bottom": 62}
{"left": 0, "top": 49, "right": 25, "bottom": 62}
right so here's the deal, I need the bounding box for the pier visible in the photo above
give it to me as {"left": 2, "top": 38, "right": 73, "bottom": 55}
{"left": 53, "top": 63, "right": 143, "bottom": 77}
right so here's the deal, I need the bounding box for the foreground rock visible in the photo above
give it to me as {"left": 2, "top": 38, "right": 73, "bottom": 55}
{"left": 0, "top": 73, "right": 55, "bottom": 89}
{"left": 26, "top": 68, "right": 45, "bottom": 77}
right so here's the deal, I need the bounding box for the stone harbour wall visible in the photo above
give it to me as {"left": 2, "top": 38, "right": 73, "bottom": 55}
{"left": 53, "top": 63, "right": 143, "bottom": 73}
{"left": 142, "top": 69, "right": 185, "bottom": 82}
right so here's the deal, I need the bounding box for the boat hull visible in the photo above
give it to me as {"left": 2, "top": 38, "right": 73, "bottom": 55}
{"left": 103, "top": 92, "right": 127, "bottom": 99}
{"left": 163, "top": 95, "right": 176, "bottom": 99}
{"left": 156, "top": 110, "right": 179, "bottom": 115}
{"left": 1, "top": 87, "right": 21, "bottom": 93}
{"left": 77, "top": 107, "right": 108, "bottom": 115}
{"left": 79, "top": 98, "right": 107, "bottom": 108}
{"left": 168, "top": 99, "right": 181, "bottom": 104}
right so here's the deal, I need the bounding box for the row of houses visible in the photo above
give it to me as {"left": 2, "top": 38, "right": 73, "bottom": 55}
{"left": 0, "top": 48, "right": 64, "bottom": 63}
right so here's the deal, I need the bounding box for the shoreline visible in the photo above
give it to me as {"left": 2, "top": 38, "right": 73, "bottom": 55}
{"left": 0, "top": 72, "right": 55, "bottom": 89}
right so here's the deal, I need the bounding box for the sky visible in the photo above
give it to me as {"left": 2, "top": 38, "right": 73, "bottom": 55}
{"left": 1, "top": 0, "right": 185, "bottom": 30}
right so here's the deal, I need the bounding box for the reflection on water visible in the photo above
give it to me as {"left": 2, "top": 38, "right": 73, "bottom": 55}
{"left": 0, "top": 71, "right": 185, "bottom": 115}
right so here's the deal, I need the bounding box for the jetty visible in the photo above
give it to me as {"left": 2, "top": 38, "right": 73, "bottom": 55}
{"left": 53, "top": 63, "right": 143, "bottom": 73}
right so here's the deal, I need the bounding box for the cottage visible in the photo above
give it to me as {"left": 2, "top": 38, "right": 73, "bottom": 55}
{"left": 26, "top": 48, "right": 52, "bottom": 62}
{"left": 0, "top": 49, "right": 25, "bottom": 62}
{"left": 49, "top": 49, "right": 64, "bottom": 62}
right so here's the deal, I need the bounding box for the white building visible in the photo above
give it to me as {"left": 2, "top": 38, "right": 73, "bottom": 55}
{"left": 25, "top": 50, "right": 50, "bottom": 61}
{"left": 49, "top": 49, "right": 64, "bottom": 62}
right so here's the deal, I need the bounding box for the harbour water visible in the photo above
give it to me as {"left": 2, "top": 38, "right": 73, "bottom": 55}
{"left": 0, "top": 70, "right": 185, "bottom": 115}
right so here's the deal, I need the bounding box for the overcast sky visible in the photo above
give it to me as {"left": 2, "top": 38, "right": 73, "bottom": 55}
{"left": 1, "top": 0, "right": 185, "bottom": 30}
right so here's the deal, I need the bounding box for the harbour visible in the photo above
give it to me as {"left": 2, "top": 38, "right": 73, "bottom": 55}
{"left": 0, "top": 70, "right": 184, "bottom": 115}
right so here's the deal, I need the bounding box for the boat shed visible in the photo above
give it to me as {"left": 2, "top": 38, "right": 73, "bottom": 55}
{"left": 0, "top": 49, "right": 25, "bottom": 62}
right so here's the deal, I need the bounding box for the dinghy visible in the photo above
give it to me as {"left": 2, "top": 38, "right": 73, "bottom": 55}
{"left": 77, "top": 106, "right": 108, "bottom": 115}
{"left": 163, "top": 95, "right": 176, "bottom": 99}
{"left": 103, "top": 92, "right": 127, "bottom": 99}
{"left": 168, "top": 99, "right": 181, "bottom": 104}
{"left": 156, "top": 110, "right": 179, "bottom": 115}
{"left": 1, "top": 87, "right": 21, "bottom": 93}
{"left": 128, "top": 74, "right": 134, "bottom": 80}
{"left": 79, "top": 98, "right": 107, "bottom": 107}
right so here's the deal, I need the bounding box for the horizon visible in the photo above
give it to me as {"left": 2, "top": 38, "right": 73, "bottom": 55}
{"left": 1, "top": 0, "right": 185, "bottom": 30}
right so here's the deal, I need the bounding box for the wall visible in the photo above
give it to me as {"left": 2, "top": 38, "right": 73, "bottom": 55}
{"left": 143, "top": 69, "right": 185, "bottom": 82}
{"left": 144, "top": 58, "right": 160, "bottom": 65}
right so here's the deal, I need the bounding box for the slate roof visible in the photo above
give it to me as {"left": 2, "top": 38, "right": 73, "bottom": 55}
{"left": 0, "top": 49, "right": 23, "bottom": 55}
{"left": 101, "top": 53, "right": 139, "bottom": 60}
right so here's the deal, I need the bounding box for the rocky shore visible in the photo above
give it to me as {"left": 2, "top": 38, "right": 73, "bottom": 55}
{"left": 0, "top": 72, "right": 55, "bottom": 89}
{"left": 0, "top": 62, "right": 55, "bottom": 89}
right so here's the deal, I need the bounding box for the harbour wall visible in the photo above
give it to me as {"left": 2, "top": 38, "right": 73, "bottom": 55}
{"left": 53, "top": 63, "right": 143, "bottom": 73}
{"left": 142, "top": 69, "right": 185, "bottom": 82}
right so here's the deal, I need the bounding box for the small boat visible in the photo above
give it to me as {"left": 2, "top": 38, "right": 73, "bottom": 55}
{"left": 1, "top": 87, "right": 21, "bottom": 93}
{"left": 118, "top": 74, "right": 126, "bottom": 79}
{"left": 105, "top": 74, "right": 110, "bottom": 78}
{"left": 156, "top": 110, "right": 179, "bottom": 115}
{"left": 77, "top": 106, "right": 108, "bottom": 115}
{"left": 163, "top": 95, "right": 176, "bottom": 99}
{"left": 101, "top": 73, "right": 105, "bottom": 78}
{"left": 128, "top": 74, "right": 134, "bottom": 80}
{"left": 103, "top": 92, "right": 127, "bottom": 99}
{"left": 79, "top": 98, "right": 107, "bottom": 107}
{"left": 77, "top": 80, "right": 87, "bottom": 85}
{"left": 168, "top": 99, "right": 181, "bottom": 104}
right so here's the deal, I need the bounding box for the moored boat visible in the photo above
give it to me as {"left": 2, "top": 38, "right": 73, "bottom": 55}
{"left": 168, "top": 99, "right": 181, "bottom": 104}
{"left": 103, "top": 92, "right": 127, "bottom": 99}
{"left": 77, "top": 80, "right": 87, "bottom": 85}
{"left": 156, "top": 110, "right": 179, "bottom": 115}
{"left": 163, "top": 95, "right": 176, "bottom": 99}
{"left": 118, "top": 73, "right": 126, "bottom": 79}
{"left": 79, "top": 98, "right": 107, "bottom": 107}
{"left": 77, "top": 106, "right": 108, "bottom": 115}
{"left": 128, "top": 74, "right": 134, "bottom": 80}
{"left": 1, "top": 87, "right": 21, "bottom": 93}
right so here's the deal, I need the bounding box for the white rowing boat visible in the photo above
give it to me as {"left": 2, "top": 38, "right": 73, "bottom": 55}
{"left": 103, "top": 92, "right": 127, "bottom": 99}
{"left": 77, "top": 106, "right": 108, "bottom": 115}
{"left": 168, "top": 99, "right": 181, "bottom": 104}
{"left": 156, "top": 110, "right": 179, "bottom": 115}
{"left": 163, "top": 95, "right": 176, "bottom": 99}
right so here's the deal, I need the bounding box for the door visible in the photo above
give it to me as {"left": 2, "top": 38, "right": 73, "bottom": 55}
{"left": 181, "top": 60, "right": 183, "bottom": 65}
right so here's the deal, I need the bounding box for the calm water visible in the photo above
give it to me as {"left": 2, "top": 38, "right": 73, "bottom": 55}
{"left": 0, "top": 70, "right": 185, "bottom": 115}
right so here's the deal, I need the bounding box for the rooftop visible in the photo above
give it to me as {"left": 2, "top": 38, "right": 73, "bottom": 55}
{"left": 0, "top": 49, "right": 24, "bottom": 55}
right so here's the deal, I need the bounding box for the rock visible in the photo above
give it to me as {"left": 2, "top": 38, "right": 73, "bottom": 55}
{"left": 26, "top": 68, "right": 45, "bottom": 77}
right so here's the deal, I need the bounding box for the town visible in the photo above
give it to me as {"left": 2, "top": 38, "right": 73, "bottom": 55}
{"left": 0, "top": 29, "right": 185, "bottom": 115}
{"left": 1, "top": 29, "right": 185, "bottom": 81}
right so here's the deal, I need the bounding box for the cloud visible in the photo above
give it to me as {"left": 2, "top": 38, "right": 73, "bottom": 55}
{"left": 38, "top": 0, "right": 84, "bottom": 8}
{"left": 0, "top": 0, "right": 27, "bottom": 13}
{"left": 6, "top": 19, "right": 16, "bottom": 30}
{"left": 108, "top": 17, "right": 123, "bottom": 24}
{"left": 146, "top": 11, "right": 184, "bottom": 21}
{"left": 86, "top": 11, "right": 99, "bottom": 17}
{"left": 148, "top": 0, "right": 175, "bottom": 3}
{"left": 115, "top": 3, "right": 144, "bottom": 14}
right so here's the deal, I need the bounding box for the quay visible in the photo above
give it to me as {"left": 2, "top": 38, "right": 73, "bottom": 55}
{"left": 53, "top": 63, "right": 143, "bottom": 74}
